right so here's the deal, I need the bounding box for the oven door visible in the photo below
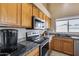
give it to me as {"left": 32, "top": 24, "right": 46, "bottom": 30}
{"left": 40, "top": 42, "right": 49, "bottom": 56}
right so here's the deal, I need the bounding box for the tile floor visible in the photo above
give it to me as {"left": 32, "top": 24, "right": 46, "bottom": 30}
{"left": 50, "top": 50, "right": 69, "bottom": 56}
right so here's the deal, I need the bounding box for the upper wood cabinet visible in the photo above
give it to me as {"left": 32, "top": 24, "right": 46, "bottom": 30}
{"left": 43, "top": 14, "right": 46, "bottom": 20}
{"left": 32, "top": 5, "right": 39, "bottom": 17}
{"left": 0, "top": 3, "right": 50, "bottom": 28}
{"left": 22, "top": 3, "right": 32, "bottom": 28}
{"left": 0, "top": 4, "right": 8, "bottom": 24}
{"left": 45, "top": 16, "right": 51, "bottom": 29}
{"left": 0, "top": 3, "right": 21, "bottom": 26}
{"left": 7, "top": 4, "right": 18, "bottom": 25}
{"left": 38, "top": 10, "right": 43, "bottom": 20}
{"left": 17, "top": 4, "right": 21, "bottom": 26}
{"left": 48, "top": 18, "right": 51, "bottom": 29}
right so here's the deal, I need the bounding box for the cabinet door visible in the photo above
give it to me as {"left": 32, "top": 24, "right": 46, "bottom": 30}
{"left": 52, "top": 37, "right": 63, "bottom": 52}
{"left": 25, "top": 48, "right": 39, "bottom": 56}
{"left": 7, "top": 4, "right": 18, "bottom": 25}
{"left": 48, "top": 19, "right": 51, "bottom": 29}
{"left": 46, "top": 18, "right": 51, "bottom": 29}
{"left": 17, "top": 4, "right": 21, "bottom": 26}
{"left": 0, "top": 3, "right": 8, "bottom": 24}
{"left": 33, "top": 5, "right": 39, "bottom": 17}
{"left": 45, "top": 16, "right": 48, "bottom": 28}
{"left": 39, "top": 11, "right": 43, "bottom": 20}
{"left": 43, "top": 14, "right": 46, "bottom": 20}
{"left": 0, "top": 4, "right": 21, "bottom": 26}
{"left": 45, "top": 16, "right": 50, "bottom": 29}
{"left": 22, "top": 3, "right": 32, "bottom": 28}
{"left": 52, "top": 39, "right": 59, "bottom": 51}
{"left": 62, "top": 39, "right": 74, "bottom": 55}
{"left": 42, "top": 13, "right": 45, "bottom": 20}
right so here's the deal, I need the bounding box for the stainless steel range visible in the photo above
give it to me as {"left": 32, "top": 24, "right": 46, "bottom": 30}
{"left": 26, "top": 31, "right": 49, "bottom": 56}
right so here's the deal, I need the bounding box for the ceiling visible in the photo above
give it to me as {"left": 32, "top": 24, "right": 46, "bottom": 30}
{"left": 43, "top": 3, "right": 79, "bottom": 19}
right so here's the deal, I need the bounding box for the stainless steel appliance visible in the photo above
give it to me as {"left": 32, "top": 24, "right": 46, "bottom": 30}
{"left": 74, "top": 39, "right": 79, "bottom": 56}
{"left": 32, "top": 16, "right": 45, "bottom": 29}
{"left": 0, "top": 29, "right": 18, "bottom": 50}
{"left": 26, "top": 32, "right": 49, "bottom": 56}
{"left": 40, "top": 41, "right": 49, "bottom": 56}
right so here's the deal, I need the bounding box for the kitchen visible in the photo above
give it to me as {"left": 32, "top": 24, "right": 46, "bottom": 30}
{"left": 0, "top": 3, "right": 52, "bottom": 56}
{"left": 0, "top": 3, "right": 79, "bottom": 56}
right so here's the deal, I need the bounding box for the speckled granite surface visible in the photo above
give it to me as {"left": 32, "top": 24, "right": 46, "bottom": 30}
{"left": 19, "top": 40, "right": 39, "bottom": 55}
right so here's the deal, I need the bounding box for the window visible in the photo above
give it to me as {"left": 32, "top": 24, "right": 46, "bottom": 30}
{"left": 69, "top": 19, "right": 79, "bottom": 32}
{"left": 56, "top": 20, "right": 68, "bottom": 32}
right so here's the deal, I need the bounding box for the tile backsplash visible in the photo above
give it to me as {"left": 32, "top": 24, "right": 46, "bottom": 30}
{"left": 0, "top": 27, "right": 45, "bottom": 43}
{"left": 0, "top": 27, "right": 27, "bottom": 42}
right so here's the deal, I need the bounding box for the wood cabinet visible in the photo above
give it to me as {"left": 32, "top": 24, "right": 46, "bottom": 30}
{"left": 48, "top": 18, "right": 51, "bottom": 29}
{"left": 0, "top": 3, "right": 21, "bottom": 26}
{"left": 49, "top": 39, "right": 52, "bottom": 53}
{"left": 45, "top": 16, "right": 51, "bottom": 29}
{"left": 7, "top": 4, "right": 18, "bottom": 25}
{"left": 62, "top": 38, "right": 74, "bottom": 55}
{"left": 33, "top": 5, "right": 39, "bottom": 17}
{"left": 38, "top": 10, "right": 43, "bottom": 20}
{"left": 43, "top": 14, "right": 46, "bottom": 20}
{"left": 22, "top": 3, "right": 32, "bottom": 28}
{"left": 0, "top": 4, "right": 8, "bottom": 24}
{"left": 0, "top": 3, "right": 32, "bottom": 28}
{"left": 17, "top": 4, "right": 21, "bottom": 26}
{"left": 52, "top": 36, "right": 74, "bottom": 55}
{"left": 52, "top": 37, "right": 62, "bottom": 52}
{"left": 0, "top": 3, "right": 50, "bottom": 28}
{"left": 24, "top": 47, "right": 39, "bottom": 56}
{"left": 45, "top": 16, "right": 49, "bottom": 28}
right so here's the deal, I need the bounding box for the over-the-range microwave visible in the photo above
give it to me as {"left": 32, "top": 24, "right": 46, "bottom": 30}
{"left": 32, "top": 16, "right": 45, "bottom": 29}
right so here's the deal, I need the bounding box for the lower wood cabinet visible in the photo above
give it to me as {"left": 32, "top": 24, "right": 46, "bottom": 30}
{"left": 51, "top": 36, "right": 74, "bottom": 55}
{"left": 62, "top": 38, "right": 74, "bottom": 55}
{"left": 52, "top": 37, "right": 62, "bottom": 52}
{"left": 24, "top": 47, "right": 39, "bottom": 56}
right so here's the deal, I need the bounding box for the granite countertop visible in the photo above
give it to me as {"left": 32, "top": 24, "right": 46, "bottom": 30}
{"left": 70, "top": 36, "right": 79, "bottom": 40}
{"left": 19, "top": 40, "right": 39, "bottom": 56}
{"left": 0, "top": 35, "right": 53, "bottom": 56}
{"left": 0, "top": 38, "right": 39, "bottom": 56}
{"left": 12, "top": 34, "right": 54, "bottom": 56}
{"left": 19, "top": 35, "right": 53, "bottom": 56}
{"left": 52, "top": 33, "right": 79, "bottom": 40}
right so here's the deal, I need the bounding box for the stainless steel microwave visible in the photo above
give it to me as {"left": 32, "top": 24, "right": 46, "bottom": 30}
{"left": 32, "top": 16, "right": 45, "bottom": 29}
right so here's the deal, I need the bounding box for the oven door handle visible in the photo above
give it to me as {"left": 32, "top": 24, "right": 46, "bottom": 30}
{"left": 41, "top": 41, "right": 49, "bottom": 48}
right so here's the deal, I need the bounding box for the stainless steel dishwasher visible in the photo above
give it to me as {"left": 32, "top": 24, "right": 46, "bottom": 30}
{"left": 74, "top": 39, "right": 79, "bottom": 56}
